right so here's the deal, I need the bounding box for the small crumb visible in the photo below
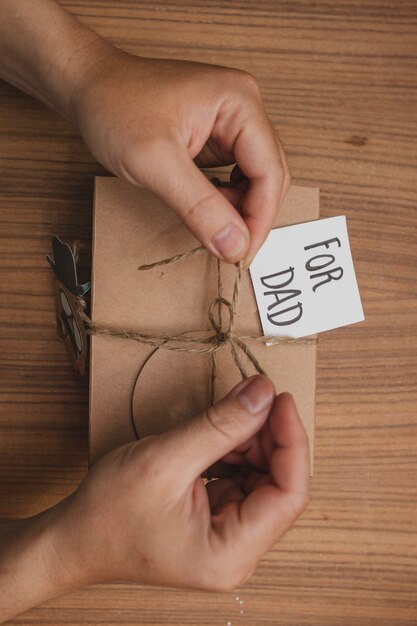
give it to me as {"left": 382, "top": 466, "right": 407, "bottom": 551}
{"left": 240, "top": 610, "right": 244, "bottom": 615}
{"left": 235, "top": 596, "right": 240, "bottom": 601}
{"left": 239, "top": 600, "right": 244, "bottom": 605}
{"left": 227, "top": 622, "right": 232, "bottom": 626}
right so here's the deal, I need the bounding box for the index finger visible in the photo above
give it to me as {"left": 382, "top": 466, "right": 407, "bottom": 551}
{"left": 233, "top": 115, "right": 291, "bottom": 265}
{"left": 211, "top": 392, "right": 309, "bottom": 561}
{"left": 241, "top": 392, "right": 309, "bottom": 542}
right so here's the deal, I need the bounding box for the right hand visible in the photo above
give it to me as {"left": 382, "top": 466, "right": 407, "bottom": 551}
{"left": 58, "top": 375, "right": 309, "bottom": 591}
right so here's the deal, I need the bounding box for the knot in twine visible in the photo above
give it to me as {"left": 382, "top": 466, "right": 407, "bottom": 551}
{"left": 78, "top": 245, "right": 316, "bottom": 405}
{"left": 208, "top": 297, "right": 232, "bottom": 344}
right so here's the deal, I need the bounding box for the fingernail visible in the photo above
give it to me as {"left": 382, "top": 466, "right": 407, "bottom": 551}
{"left": 212, "top": 223, "right": 247, "bottom": 260}
{"left": 238, "top": 376, "right": 274, "bottom": 414}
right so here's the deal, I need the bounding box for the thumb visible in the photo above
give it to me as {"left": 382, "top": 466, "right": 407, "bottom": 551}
{"left": 158, "top": 375, "right": 275, "bottom": 482}
{"left": 128, "top": 136, "right": 250, "bottom": 263}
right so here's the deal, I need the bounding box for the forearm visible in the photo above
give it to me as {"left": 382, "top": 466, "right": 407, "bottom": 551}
{"left": 0, "top": 498, "right": 84, "bottom": 623}
{"left": 0, "top": 0, "right": 112, "bottom": 119}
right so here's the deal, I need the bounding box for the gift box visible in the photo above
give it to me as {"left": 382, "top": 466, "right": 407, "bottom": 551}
{"left": 89, "top": 176, "right": 319, "bottom": 470}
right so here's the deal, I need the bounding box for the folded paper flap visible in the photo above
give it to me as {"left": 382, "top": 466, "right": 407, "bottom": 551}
{"left": 90, "top": 177, "right": 319, "bottom": 467}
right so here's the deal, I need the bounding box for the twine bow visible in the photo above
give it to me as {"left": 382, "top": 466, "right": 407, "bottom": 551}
{"left": 78, "top": 245, "right": 316, "bottom": 405}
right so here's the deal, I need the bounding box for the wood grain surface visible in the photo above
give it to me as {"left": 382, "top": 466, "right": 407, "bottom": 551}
{"left": 1, "top": 1, "right": 416, "bottom": 624}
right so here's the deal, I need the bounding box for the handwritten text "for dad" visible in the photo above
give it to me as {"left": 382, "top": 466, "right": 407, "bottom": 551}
{"left": 260, "top": 237, "right": 343, "bottom": 327}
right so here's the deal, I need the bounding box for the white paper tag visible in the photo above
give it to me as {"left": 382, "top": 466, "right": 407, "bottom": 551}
{"left": 249, "top": 216, "right": 364, "bottom": 339}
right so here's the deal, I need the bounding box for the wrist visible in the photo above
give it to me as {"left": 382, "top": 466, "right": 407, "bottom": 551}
{"left": 56, "top": 31, "right": 116, "bottom": 123}
{"left": 65, "top": 38, "right": 122, "bottom": 126}
{"left": 0, "top": 497, "right": 89, "bottom": 622}
{"left": 0, "top": 1, "right": 115, "bottom": 122}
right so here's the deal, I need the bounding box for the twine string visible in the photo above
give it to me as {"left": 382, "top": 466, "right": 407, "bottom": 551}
{"left": 137, "top": 245, "right": 204, "bottom": 271}
{"left": 78, "top": 246, "right": 316, "bottom": 406}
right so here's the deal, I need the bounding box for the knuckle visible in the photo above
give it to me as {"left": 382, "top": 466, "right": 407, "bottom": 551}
{"left": 137, "top": 455, "right": 158, "bottom": 484}
{"left": 227, "top": 69, "right": 261, "bottom": 98}
{"left": 138, "top": 132, "right": 172, "bottom": 160}
{"left": 238, "top": 70, "right": 261, "bottom": 94}
{"left": 130, "top": 440, "right": 163, "bottom": 483}
{"left": 118, "top": 142, "right": 153, "bottom": 185}
{"left": 120, "top": 129, "right": 178, "bottom": 187}
{"left": 290, "top": 488, "right": 309, "bottom": 518}
{"left": 101, "top": 441, "right": 162, "bottom": 493}
{"left": 293, "top": 425, "right": 309, "bottom": 451}
{"left": 184, "top": 191, "right": 219, "bottom": 230}
{"left": 203, "top": 405, "right": 238, "bottom": 446}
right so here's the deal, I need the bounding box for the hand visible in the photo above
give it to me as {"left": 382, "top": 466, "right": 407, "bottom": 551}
{"left": 1, "top": 1, "right": 289, "bottom": 264}
{"left": 56, "top": 375, "right": 309, "bottom": 591}
{"left": 0, "top": 377, "right": 309, "bottom": 621}
{"left": 69, "top": 48, "right": 291, "bottom": 264}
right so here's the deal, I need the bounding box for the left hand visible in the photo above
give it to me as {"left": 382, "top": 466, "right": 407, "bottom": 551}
{"left": 69, "top": 46, "right": 291, "bottom": 264}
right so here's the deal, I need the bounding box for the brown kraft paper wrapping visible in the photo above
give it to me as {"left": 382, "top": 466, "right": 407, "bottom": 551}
{"left": 90, "top": 176, "right": 319, "bottom": 471}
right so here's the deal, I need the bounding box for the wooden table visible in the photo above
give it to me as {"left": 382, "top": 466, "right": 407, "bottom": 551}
{"left": 1, "top": 1, "right": 416, "bottom": 624}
